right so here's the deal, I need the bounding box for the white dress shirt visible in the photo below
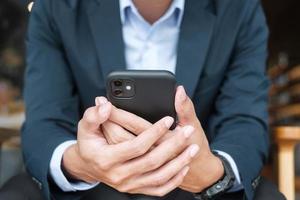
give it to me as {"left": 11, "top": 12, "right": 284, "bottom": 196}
{"left": 50, "top": 0, "right": 243, "bottom": 192}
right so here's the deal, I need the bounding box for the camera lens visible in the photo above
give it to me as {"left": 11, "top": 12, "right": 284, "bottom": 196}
{"left": 114, "top": 80, "right": 122, "bottom": 87}
{"left": 114, "top": 89, "right": 122, "bottom": 96}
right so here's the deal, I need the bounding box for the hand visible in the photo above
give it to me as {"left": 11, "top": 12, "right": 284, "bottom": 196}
{"left": 62, "top": 97, "right": 200, "bottom": 196}
{"left": 102, "top": 103, "right": 173, "bottom": 145}
{"left": 174, "top": 86, "right": 224, "bottom": 193}
{"left": 104, "top": 86, "right": 225, "bottom": 193}
{"left": 102, "top": 106, "right": 149, "bottom": 144}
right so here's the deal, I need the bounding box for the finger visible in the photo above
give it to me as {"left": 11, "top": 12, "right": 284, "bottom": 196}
{"left": 102, "top": 121, "right": 135, "bottom": 144}
{"left": 175, "top": 86, "right": 198, "bottom": 125}
{"left": 103, "top": 116, "right": 174, "bottom": 164}
{"left": 95, "top": 96, "right": 108, "bottom": 106}
{"left": 118, "top": 144, "right": 199, "bottom": 191}
{"left": 155, "top": 126, "right": 182, "bottom": 145}
{"left": 120, "top": 126, "right": 195, "bottom": 176}
{"left": 79, "top": 100, "right": 112, "bottom": 131}
{"left": 127, "top": 166, "right": 190, "bottom": 197}
{"left": 110, "top": 105, "right": 151, "bottom": 135}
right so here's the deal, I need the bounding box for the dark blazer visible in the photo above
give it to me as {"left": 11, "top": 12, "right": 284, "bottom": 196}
{"left": 22, "top": 0, "right": 269, "bottom": 199}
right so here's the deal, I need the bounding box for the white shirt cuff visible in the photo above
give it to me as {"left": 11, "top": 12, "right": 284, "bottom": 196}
{"left": 49, "top": 140, "right": 99, "bottom": 192}
{"left": 214, "top": 150, "right": 244, "bottom": 192}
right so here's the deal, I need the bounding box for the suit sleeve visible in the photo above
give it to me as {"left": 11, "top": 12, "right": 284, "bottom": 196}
{"left": 209, "top": 1, "right": 269, "bottom": 199}
{"left": 22, "top": 0, "right": 82, "bottom": 199}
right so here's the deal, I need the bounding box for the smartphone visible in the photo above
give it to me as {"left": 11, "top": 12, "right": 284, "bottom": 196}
{"left": 106, "top": 70, "right": 177, "bottom": 128}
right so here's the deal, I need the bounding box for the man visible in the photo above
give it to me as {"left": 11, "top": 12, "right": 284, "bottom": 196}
{"left": 1, "top": 0, "right": 285, "bottom": 199}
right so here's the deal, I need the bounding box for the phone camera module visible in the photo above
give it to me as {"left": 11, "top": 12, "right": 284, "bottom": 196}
{"left": 114, "top": 89, "right": 123, "bottom": 96}
{"left": 114, "top": 80, "right": 123, "bottom": 87}
{"left": 125, "top": 85, "right": 132, "bottom": 91}
{"left": 110, "top": 79, "right": 135, "bottom": 98}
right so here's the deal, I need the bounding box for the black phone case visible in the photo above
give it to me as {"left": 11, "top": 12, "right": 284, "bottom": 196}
{"left": 106, "top": 70, "right": 177, "bottom": 127}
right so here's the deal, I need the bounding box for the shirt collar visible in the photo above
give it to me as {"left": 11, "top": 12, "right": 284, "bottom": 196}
{"left": 119, "top": 0, "right": 185, "bottom": 27}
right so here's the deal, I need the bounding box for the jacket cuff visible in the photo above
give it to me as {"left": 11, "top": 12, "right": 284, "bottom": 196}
{"left": 214, "top": 150, "right": 244, "bottom": 192}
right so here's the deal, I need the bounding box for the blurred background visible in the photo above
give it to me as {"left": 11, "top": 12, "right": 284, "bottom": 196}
{"left": 0, "top": 0, "right": 299, "bottom": 199}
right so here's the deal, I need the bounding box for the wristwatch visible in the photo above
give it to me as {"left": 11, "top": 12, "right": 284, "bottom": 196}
{"left": 193, "top": 151, "right": 236, "bottom": 200}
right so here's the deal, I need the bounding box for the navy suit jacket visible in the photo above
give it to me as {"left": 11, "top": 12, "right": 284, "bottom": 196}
{"left": 22, "top": 0, "right": 269, "bottom": 199}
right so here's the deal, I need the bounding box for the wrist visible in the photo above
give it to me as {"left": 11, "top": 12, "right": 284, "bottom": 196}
{"left": 207, "top": 152, "right": 225, "bottom": 184}
{"left": 193, "top": 150, "right": 225, "bottom": 192}
{"left": 194, "top": 152, "right": 236, "bottom": 199}
{"left": 62, "top": 144, "right": 95, "bottom": 183}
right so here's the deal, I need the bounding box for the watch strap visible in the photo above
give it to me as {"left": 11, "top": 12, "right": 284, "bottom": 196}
{"left": 194, "top": 152, "right": 236, "bottom": 200}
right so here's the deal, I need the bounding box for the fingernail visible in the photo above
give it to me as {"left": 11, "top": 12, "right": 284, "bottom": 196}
{"left": 164, "top": 117, "right": 174, "bottom": 128}
{"left": 189, "top": 145, "right": 199, "bottom": 157}
{"left": 178, "top": 86, "right": 187, "bottom": 102}
{"left": 96, "top": 97, "right": 107, "bottom": 106}
{"left": 183, "top": 126, "right": 194, "bottom": 138}
{"left": 182, "top": 166, "right": 190, "bottom": 176}
{"left": 99, "top": 103, "right": 109, "bottom": 115}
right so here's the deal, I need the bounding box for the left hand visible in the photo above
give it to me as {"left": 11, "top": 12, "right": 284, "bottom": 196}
{"left": 102, "top": 86, "right": 224, "bottom": 193}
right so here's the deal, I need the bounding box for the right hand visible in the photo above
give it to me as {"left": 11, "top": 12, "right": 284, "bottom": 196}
{"left": 62, "top": 97, "right": 200, "bottom": 196}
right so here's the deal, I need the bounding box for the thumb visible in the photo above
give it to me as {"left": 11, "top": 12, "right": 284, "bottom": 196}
{"left": 175, "top": 86, "right": 197, "bottom": 125}
{"left": 80, "top": 97, "right": 112, "bottom": 131}
{"left": 95, "top": 96, "right": 109, "bottom": 106}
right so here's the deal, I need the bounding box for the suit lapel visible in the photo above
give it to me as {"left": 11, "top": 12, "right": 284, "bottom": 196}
{"left": 176, "top": 0, "right": 216, "bottom": 97}
{"left": 86, "top": 0, "right": 126, "bottom": 81}
{"left": 85, "top": 0, "right": 216, "bottom": 96}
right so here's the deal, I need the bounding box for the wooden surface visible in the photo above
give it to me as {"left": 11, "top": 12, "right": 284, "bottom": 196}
{"left": 0, "top": 107, "right": 23, "bottom": 144}
{"left": 0, "top": 128, "right": 19, "bottom": 144}
{"left": 268, "top": 64, "right": 288, "bottom": 80}
{"left": 297, "top": 177, "right": 300, "bottom": 191}
{"left": 0, "top": 112, "right": 24, "bottom": 130}
{"left": 288, "top": 84, "right": 300, "bottom": 98}
{"left": 270, "top": 103, "right": 300, "bottom": 124}
{"left": 269, "top": 65, "right": 300, "bottom": 96}
{"left": 274, "top": 127, "right": 300, "bottom": 141}
{"left": 288, "top": 66, "right": 300, "bottom": 82}
{"left": 276, "top": 104, "right": 300, "bottom": 118}
{"left": 277, "top": 142, "right": 296, "bottom": 200}
{"left": 274, "top": 127, "right": 300, "bottom": 200}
